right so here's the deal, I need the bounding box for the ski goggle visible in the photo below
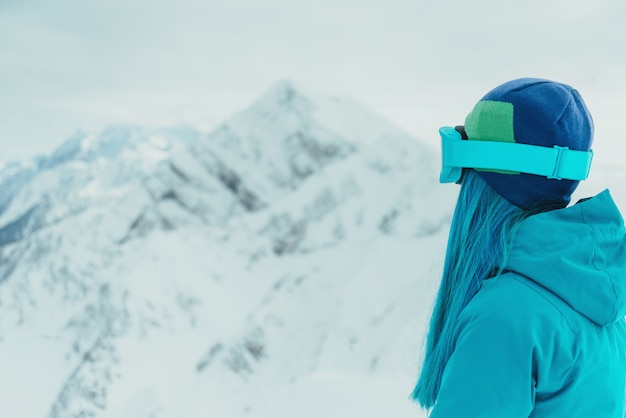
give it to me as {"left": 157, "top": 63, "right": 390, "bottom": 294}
{"left": 439, "top": 126, "right": 594, "bottom": 184}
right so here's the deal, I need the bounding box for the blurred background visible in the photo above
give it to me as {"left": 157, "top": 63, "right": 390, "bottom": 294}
{"left": 0, "top": 1, "right": 624, "bottom": 417}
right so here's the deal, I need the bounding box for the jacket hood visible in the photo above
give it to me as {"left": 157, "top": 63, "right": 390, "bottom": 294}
{"left": 505, "top": 189, "right": 626, "bottom": 326}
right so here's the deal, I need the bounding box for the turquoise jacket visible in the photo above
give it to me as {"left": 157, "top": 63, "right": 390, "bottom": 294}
{"left": 431, "top": 190, "right": 626, "bottom": 418}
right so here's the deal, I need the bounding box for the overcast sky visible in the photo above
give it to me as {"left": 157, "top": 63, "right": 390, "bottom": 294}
{"left": 1, "top": 0, "right": 625, "bottom": 164}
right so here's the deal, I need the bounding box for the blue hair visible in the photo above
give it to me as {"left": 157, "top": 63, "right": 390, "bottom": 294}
{"left": 411, "top": 170, "right": 534, "bottom": 408}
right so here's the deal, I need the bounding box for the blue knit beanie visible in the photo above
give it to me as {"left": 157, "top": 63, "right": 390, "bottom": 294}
{"left": 463, "top": 78, "right": 594, "bottom": 210}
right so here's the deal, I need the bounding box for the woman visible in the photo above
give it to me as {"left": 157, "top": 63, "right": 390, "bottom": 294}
{"left": 412, "top": 78, "right": 626, "bottom": 417}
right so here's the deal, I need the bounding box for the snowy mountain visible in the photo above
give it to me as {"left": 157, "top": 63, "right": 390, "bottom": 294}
{"left": 0, "top": 80, "right": 456, "bottom": 418}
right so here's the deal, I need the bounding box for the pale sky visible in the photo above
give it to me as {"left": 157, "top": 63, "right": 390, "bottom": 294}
{"left": 1, "top": 0, "right": 625, "bottom": 164}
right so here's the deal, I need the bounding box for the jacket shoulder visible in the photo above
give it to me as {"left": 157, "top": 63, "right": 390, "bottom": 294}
{"left": 464, "top": 272, "right": 582, "bottom": 336}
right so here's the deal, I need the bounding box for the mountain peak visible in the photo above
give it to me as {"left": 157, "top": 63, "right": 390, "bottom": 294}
{"left": 251, "top": 79, "right": 316, "bottom": 116}
{"left": 232, "top": 79, "right": 416, "bottom": 149}
{"left": 268, "top": 78, "right": 300, "bottom": 97}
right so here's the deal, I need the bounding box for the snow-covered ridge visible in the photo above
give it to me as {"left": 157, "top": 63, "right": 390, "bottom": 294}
{"left": 0, "top": 81, "right": 453, "bottom": 418}
{"left": 0, "top": 125, "right": 200, "bottom": 250}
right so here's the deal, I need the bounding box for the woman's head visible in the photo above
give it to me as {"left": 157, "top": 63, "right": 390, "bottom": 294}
{"left": 462, "top": 78, "right": 594, "bottom": 210}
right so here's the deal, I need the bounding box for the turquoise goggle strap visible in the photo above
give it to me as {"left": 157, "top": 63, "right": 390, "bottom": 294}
{"left": 439, "top": 126, "right": 594, "bottom": 184}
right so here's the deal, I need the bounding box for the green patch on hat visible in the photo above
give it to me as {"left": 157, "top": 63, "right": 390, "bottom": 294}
{"left": 465, "top": 100, "right": 515, "bottom": 142}
{"left": 465, "top": 100, "right": 518, "bottom": 174}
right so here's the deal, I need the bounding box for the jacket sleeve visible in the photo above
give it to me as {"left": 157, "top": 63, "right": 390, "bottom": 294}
{"left": 429, "top": 289, "right": 537, "bottom": 418}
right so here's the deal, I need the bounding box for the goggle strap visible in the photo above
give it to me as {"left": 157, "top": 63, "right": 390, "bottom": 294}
{"left": 441, "top": 128, "right": 593, "bottom": 181}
